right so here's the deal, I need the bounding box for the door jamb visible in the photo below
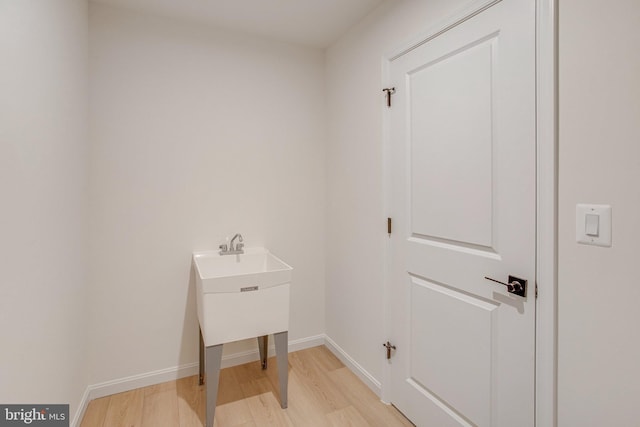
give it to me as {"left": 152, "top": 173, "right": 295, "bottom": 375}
{"left": 534, "top": 1, "right": 557, "bottom": 426}
{"left": 380, "top": 1, "right": 558, "bottom": 425}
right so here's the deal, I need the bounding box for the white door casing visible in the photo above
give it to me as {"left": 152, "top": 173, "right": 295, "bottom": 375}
{"left": 386, "top": 1, "right": 536, "bottom": 426}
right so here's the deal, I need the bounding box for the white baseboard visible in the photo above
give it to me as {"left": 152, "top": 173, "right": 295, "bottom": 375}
{"left": 72, "top": 362, "right": 198, "bottom": 427}
{"left": 324, "top": 335, "right": 382, "bottom": 397}
{"left": 88, "top": 363, "right": 200, "bottom": 401}
{"left": 289, "top": 333, "right": 327, "bottom": 353}
{"left": 72, "top": 333, "right": 378, "bottom": 426}
{"left": 72, "top": 333, "right": 326, "bottom": 426}
{"left": 220, "top": 333, "right": 325, "bottom": 369}
{"left": 71, "top": 387, "right": 91, "bottom": 427}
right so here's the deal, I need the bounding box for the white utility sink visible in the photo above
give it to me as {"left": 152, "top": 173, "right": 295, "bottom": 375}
{"left": 193, "top": 245, "right": 292, "bottom": 427}
{"left": 193, "top": 247, "right": 293, "bottom": 347}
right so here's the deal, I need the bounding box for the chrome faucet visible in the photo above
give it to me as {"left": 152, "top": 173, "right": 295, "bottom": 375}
{"left": 230, "top": 233, "right": 244, "bottom": 251}
{"left": 219, "top": 233, "right": 244, "bottom": 255}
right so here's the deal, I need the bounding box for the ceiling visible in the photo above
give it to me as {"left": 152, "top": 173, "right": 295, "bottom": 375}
{"left": 90, "top": 0, "right": 387, "bottom": 48}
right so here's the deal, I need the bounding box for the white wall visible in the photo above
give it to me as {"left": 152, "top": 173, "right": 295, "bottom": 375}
{"left": 558, "top": 1, "right": 640, "bottom": 425}
{"left": 88, "top": 4, "right": 326, "bottom": 385}
{"left": 0, "top": 0, "right": 89, "bottom": 420}
{"left": 325, "top": 0, "right": 473, "bottom": 388}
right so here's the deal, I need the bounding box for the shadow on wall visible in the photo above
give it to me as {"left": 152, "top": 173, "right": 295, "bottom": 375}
{"left": 176, "top": 262, "right": 205, "bottom": 423}
{"left": 179, "top": 261, "right": 200, "bottom": 372}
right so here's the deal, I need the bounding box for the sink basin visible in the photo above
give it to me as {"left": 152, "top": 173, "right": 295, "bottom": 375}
{"left": 193, "top": 247, "right": 292, "bottom": 293}
{"left": 193, "top": 247, "right": 293, "bottom": 347}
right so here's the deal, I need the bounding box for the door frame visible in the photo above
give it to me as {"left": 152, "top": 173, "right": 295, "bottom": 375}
{"left": 381, "top": 0, "right": 557, "bottom": 425}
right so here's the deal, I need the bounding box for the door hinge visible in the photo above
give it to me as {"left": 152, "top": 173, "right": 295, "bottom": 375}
{"left": 535, "top": 283, "right": 538, "bottom": 298}
{"left": 387, "top": 217, "right": 392, "bottom": 237}
{"left": 383, "top": 341, "right": 396, "bottom": 360}
{"left": 383, "top": 87, "right": 396, "bottom": 107}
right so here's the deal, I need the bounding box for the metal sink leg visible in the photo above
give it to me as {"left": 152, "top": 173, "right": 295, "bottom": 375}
{"left": 200, "top": 330, "right": 288, "bottom": 426}
{"left": 274, "top": 331, "right": 288, "bottom": 409}
{"left": 258, "top": 335, "right": 268, "bottom": 369}
{"left": 205, "top": 343, "right": 223, "bottom": 427}
{"left": 199, "top": 326, "right": 205, "bottom": 386}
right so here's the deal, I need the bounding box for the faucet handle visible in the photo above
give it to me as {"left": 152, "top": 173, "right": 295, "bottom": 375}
{"left": 236, "top": 243, "right": 244, "bottom": 251}
{"left": 219, "top": 244, "right": 228, "bottom": 253}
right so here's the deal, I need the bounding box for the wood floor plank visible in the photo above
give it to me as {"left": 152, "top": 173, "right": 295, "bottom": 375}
{"left": 245, "top": 393, "right": 294, "bottom": 427}
{"left": 239, "top": 376, "right": 274, "bottom": 399}
{"left": 102, "top": 389, "right": 144, "bottom": 427}
{"left": 306, "top": 346, "right": 344, "bottom": 373}
{"left": 288, "top": 349, "right": 350, "bottom": 414}
{"left": 176, "top": 375, "right": 205, "bottom": 427}
{"left": 326, "top": 405, "right": 370, "bottom": 426}
{"left": 233, "top": 359, "right": 268, "bottom": 384}
{"left": 144, "top": 379, "right": 176, "bottom": 397}
{"left": 285, "top": 370, "right": 332, "bottom": 427}
{"left": 212, "top": 399, "right": 253, "bottom": 427}
{"left": 216, "top": 365, "right": 245, "bottom": 405}
{"left": 141, "top": 386, "right": 179, "bottom": 427}
{"left": 327, "top": 367, "right": 414, "bottom": 427}
{"left": 80, "top": 396, "right": 110, "bottom": 427}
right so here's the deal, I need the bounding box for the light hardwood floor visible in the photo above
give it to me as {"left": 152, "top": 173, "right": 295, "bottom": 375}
{"left": 80, "top": 346, "right": 413, "bottom": 427}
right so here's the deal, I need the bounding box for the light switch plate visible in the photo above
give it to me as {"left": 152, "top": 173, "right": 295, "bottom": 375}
{"left": 576, "top": 204, "right": 612, "bottom": 247}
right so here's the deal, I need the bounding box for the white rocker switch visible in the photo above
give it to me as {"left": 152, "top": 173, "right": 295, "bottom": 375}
{"left": 576, "top": 204, "right": 612, "bottom": 247}
{"left": 585, "top": 213, "right": 599, "bottom": 236}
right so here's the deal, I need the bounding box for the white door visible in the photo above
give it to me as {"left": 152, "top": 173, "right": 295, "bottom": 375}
{"left": 387, "top": 1, "right": 536, "bottom": 426}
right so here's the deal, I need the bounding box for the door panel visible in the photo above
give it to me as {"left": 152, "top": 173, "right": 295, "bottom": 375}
{"left": 410, "top": 35, "right": 495, "bottom": 248}
{"left": 410, "top": 275, "right": 497, "bottom": 427}
{"left": 388, "top": 1, "right": 536, "bottom": 426}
